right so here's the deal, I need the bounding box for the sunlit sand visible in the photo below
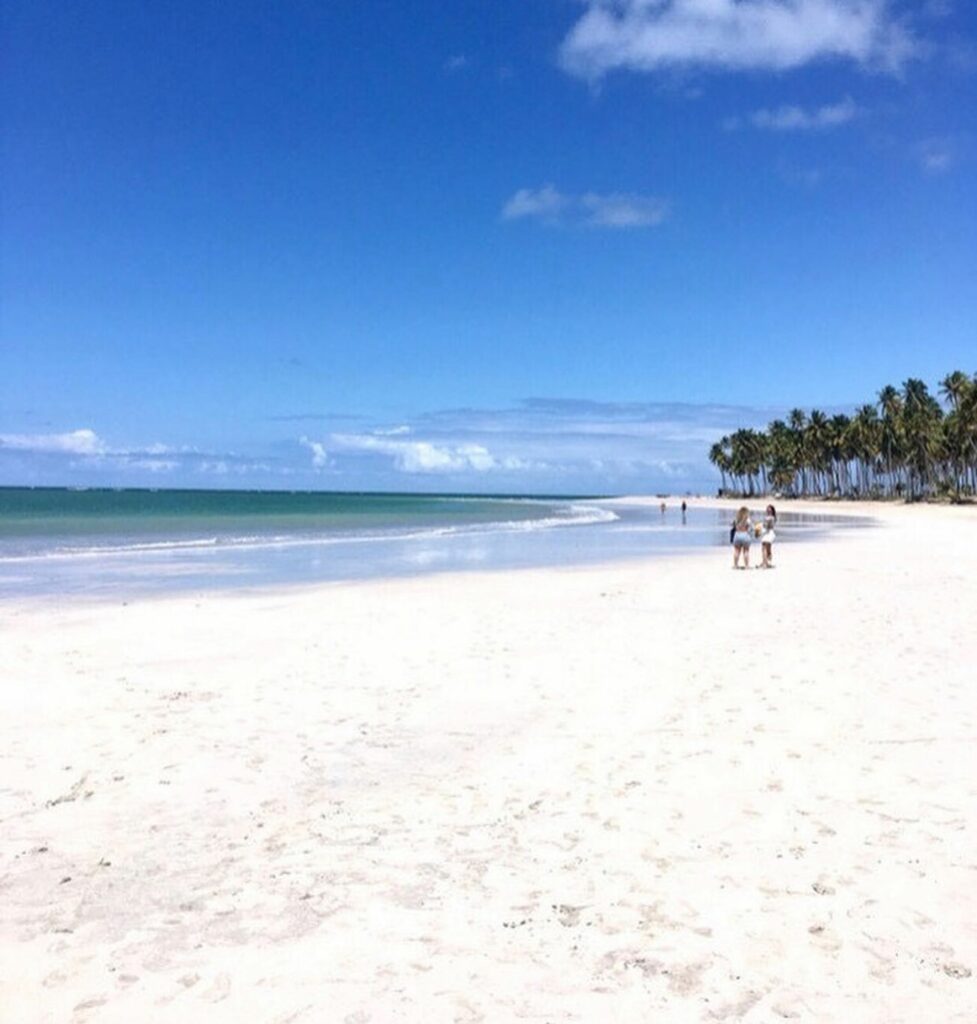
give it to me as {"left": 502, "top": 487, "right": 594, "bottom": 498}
{"left": 2, "top": 501, "right": 975, "bottom": 1022}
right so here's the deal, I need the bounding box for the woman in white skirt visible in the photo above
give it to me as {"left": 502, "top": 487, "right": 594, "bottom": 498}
{"left": 760, "top": 504, "right": 777, "bottom": 568}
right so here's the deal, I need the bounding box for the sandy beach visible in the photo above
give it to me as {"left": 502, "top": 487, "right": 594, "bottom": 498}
{"left": 1, "top": 500, "right": 975, "bottom": 1023}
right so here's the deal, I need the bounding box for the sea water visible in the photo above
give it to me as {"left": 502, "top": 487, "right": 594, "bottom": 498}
{"left": 0, "top": 488, "right": 866, "bottom": 600}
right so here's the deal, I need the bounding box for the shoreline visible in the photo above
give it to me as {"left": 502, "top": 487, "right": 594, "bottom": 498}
{"left": 2, "top": 503, "right": 975, "bottom": 1021}
{"left": 0, "top": 497, "right": 876, "bottom": 612}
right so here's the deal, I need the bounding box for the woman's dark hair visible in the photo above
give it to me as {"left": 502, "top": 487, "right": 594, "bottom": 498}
{"left": 767, "top": 504, "right": 776, "bottom": 517}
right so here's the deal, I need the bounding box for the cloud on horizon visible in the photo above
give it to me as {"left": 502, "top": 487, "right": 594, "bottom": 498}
{"left": 2, "top": 399, "right": 793, "bottom": 492}
{"left": 0, "top": 429, "right": 277, "bottom": 480}
{"left": 324, "top": 432, "right": 538, "bottom": 474}
{"left": 0, "top": 428, "right": 107, "bottom": 456}
{"left": 502, "top": 186, "right": 669, "bottom": 228}
{"left": 560, "top": 0, "right": 916, "bottom": 79}
{"left": 290, "top": 398, "right": 786, "bottom": 489}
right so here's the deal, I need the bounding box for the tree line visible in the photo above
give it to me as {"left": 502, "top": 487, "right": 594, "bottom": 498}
{"left": 708, "top": 372, "right": 977, "bottom": 502}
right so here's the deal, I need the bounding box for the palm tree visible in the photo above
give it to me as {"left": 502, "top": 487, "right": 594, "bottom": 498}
{"left": 828, "top": 413, "right": 852, "bottom": 495}
{"left": 706, "top": 370, "right": 976, "bottom": 501}
{"left": 851, "top": 404, "right": 881, "bottom": 496}
{"left": 940, "top": 371, "right": 977, "bottom": 498}
{"left": 878, "top": 385, "right": 904, "bottom": 497}
{"left": 766, "top": 419, "right": 796, "bottom": 495}
{"left": 787, "top": 409, "right": 808, "bottom": 493}
{"left": 901, "top": 379, "right": 942, "bottom": 500}
{"left": 940, "top": 370, "right": 971, "bottom": 411}
{"left": 805, "top": 411, "right": 831, "bottom": 495}
{"left": 709, "top": 440, "right": 731, "bottom": 494}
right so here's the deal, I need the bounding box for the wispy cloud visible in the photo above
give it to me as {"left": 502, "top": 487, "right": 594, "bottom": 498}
{"left": 443, "top": 54, "right": 470, "bottom": 73}
{"left": 0, "top": 428, "right": 282, "bottom": 480}
{"left": 298, "top": 398, "right": 786, "bottom": 489}
{"left": 0, "top": 428, "right": 107, "bottom": 456}
{"left": 299, "top": 436, "right": 330, "bottom": 469}
{"left": 1, "top": 401, "right": 795, "bottom": 491}
{"left": 560, "top": 0, "right": 916, "bottom": 79}
{"left": 581, "top": 191, "right": 670, "bottom": 227}
{"left": 917, "top": 136, "right": 955, "bottom": 173}
{"left": 325, "top": 432, "right": 534, "bottom": 474}
{"left": 503, "top": 186, "right": 668, "bottom": 228}
{"left": 725, "top": 96, "right": 860, "bottom": 131}
{"left": 502, "top": 185, "right": 569, "bottom": 224}
{"left": 267, "top": 412, "right": 366, "bottom": 423}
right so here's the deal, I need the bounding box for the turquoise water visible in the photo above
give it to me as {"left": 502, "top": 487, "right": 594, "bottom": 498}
{"left": 0, "top": 488, "right": 865, "bottom": 599}
{"left": 0, "top": 488, "right": 592, "bottom": 552}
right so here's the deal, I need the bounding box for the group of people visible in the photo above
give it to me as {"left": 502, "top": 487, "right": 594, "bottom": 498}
{"left": 731, "top": 505, "right": 777, "bottom": 570}
{"left": 654, "top": 500, "right": 777, "bottom": 568}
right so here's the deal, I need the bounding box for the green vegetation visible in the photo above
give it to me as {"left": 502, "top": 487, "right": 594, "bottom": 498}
{"left": 708, "top": 372, "right": 977, "bottom": 502}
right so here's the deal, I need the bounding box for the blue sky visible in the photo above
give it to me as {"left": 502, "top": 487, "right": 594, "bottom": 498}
{"left": 2, "top": 0, "right": 975, "bottom": 493}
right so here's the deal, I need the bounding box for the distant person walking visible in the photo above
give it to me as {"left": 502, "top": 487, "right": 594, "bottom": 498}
{"left": 732, "top": 506, "right": 753, "bottom": 569}
{"left": 760, "top": 504, "right": 777, "bottom": 568}
{"left": 660, "top": 501, "right": 667, "bottom": 516}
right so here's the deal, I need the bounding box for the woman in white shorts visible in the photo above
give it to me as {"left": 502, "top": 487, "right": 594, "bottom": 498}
{"left": 760, "top": 504, "right": 777, "bottom": 568}
{"left": 732, "top": 507, "right": 753, "bottom": 569}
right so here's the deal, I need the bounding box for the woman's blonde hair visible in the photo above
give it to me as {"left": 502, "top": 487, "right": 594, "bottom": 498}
{"left": 736, "top": 506, "right": 750, "bottom": 525}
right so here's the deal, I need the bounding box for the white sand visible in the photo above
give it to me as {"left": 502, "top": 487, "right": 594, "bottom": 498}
{"left": 1, "top": 501, "right": 975, "bottom": 1023}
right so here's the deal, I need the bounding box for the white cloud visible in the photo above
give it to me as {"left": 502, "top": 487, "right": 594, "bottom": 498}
{"left": 372, "top": 425, "right": 411, "bottom": 436}
{"left": 0, "top": 428, "right": 107, "bottom": 455}
{"left": 314, "top": 399, "right": 782, "bottom": 488}
{"left": 0, "top": 426, "right": 288, "bottom": 481}
{"left": 581, "top": 191, "right": 670, "bottom": 226}
{"left": 300, "top": 435, "right": 330, "bottom": 468}
{"left": 503, "top": 186, "right": 668, "bottom": 228}
{"left": 560, "top": 0, "right": 916, "bottom": 79}
{"left": 327, "top": 432, "right": 533, "bottom": 474}
{"left": 726, "top": 95, "right": 859, "bottom": 131}
{"left": 125, "top": 458, "right": 179, "bottom": 473}
{"left": 502, "top": 185, "right": 569, "bottom": 223}
{"left": 444, "top": 54, "right": 470, "bottom": 72}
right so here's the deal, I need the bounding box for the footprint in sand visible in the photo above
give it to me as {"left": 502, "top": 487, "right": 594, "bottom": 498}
{"left": 73, "top": 997, "right": 108, "bottom": 1013}
{"left": 553, "top": 903, "right": 584, "bottom": 927}
{"left": 808, "top": 923, "right": 842, "bottom": 953}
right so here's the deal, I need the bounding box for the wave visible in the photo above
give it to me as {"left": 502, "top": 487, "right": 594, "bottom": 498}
{"left": 0, "top": 504, "right": 619, "bottom": 564}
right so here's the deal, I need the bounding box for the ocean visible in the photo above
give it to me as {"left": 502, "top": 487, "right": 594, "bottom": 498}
{"left": 0, "top": 488, "right": 863, "bottom": 599}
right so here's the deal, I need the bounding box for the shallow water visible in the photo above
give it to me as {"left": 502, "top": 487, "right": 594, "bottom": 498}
{"left": 0, "top": 488, "right": 869, "bottom": 600}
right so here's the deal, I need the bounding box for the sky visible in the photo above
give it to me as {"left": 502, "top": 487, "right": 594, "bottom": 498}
{"left": 2, "top": 0, "right": 975, "bottom": 494}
